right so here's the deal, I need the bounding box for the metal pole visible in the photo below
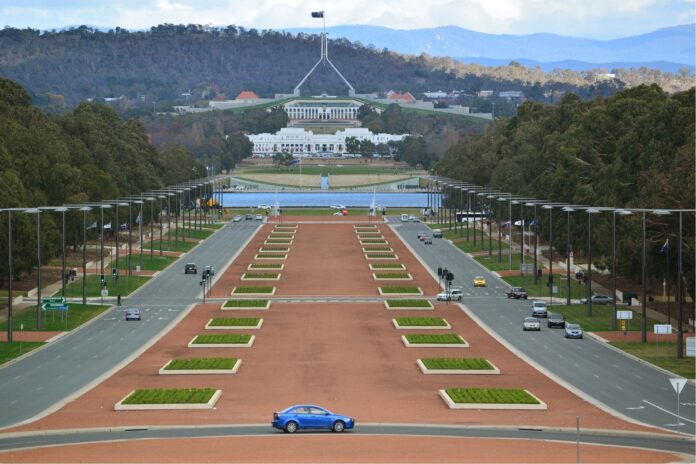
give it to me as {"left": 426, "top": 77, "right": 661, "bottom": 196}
{"left": 488, "top": 197, "right": 493, "bottom": 257}
{"left": 459, "top": 188, "right": 463, "bottom": 236}
{"left": 480, "top": 195, "right": 485, "bottom": 251}
{"left": 612, "top": 211, "right": 617, "bottom": 330}
{"left": 167, "top": 195, "right": 171, "bottom": 252}
{"left": 519, "top": 203, "right": 524, "bottom": 267}
{"left": 36, "top": 211, "right": 42, "bottom": 330}
{"left": 7, "top": 211, "right": 13, "bottom": 343}
{"left": 533, "top": 205, "right": 538, "bottom": 284}
{"left": 115, "top": 205, "right": 120, "bottom": 276}
{"left": 61, "top": 210, "right": 66, "bottom": 298}
{"left": 567, "top": 209, "right": 571, "bottom": 305}
{"left": 677, "top": 212, "right": 683, "bottom": 358}
{"left": 466, "top": 192, "right": 471, "bottom": 243}
{"left": 139, "top": 203, "right": 144, "bottom": 269}
{"left": 159, "top": 197, "right": 163, "bottom": 257}
{"left": 149, "top": 199, "right": 154, "bottom": 259}
{"left": 508, "top": 197, "right": 512, "bottom": 271}
{"left": 588, "top": 211, "right": 593, "bottom": 317}
{"left": 498, "top": 200, "right": 502, "bottom": 262}
{"left": 548, "top": 207, "right": 553, "bottom": 304}
{"left": 128, "top": 203, "right": 132, "bottom": 277}
{"left": 100, "top": 206, "right": 104, "bottom": 282}
{"left": 641, "top": 211, "right": 647, "bottom": 343}
{"left": 82, "top": 209, "right": 87, "bottom": 305}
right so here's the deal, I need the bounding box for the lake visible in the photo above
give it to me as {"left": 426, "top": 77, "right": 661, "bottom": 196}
{"left": 221, "top": 192, "right": 430, "bottom": 207}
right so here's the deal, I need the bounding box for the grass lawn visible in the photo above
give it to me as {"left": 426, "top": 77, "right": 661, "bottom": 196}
{"left": 159, "top": 241, "right": 196, "bottom": 253}
{"left": 380, "top": 286, "right": 421, "bottom": 294}
{"left": 475, "top": 253, "right": 524, "bottom": 271}
{"left": 241, "top": 165, "right": 414, "bottom": 176}
{"left": 405, "top": 334, "right": 465, "bottom": 344}
{"left": 248, "top": 264, "right": 283, "bottom": 269}
{"left": 557, "top": 304, "right": 660, "bottom": 332}
{"left": 385, "top": 299, "right": 433, "bottom": 308}
{"left": 503, "top": 274, "right": 588, "bottom": 301}
{"left": 371, "top": 264, "right": 405, "bottom": 269}
{"left": 395, "top": 317, "right": 447, "bottom": 327}
{"left": 209, "top": 318, "right": 260, "bottom": 327}
{"left": 0, "top": 290, "right": 28, "bottom": 298}
{"left": 0, "top": 341, "right": 45, "bottom": 365}
{"left": 165, "top": 358, "right": 238, "bottom": 370}
{"left": 165, "top": 228, "right": 213, "bottom": 240}
{"left": 609, "top": 341, "right": 695, "bottom": 379}
{"left": 422, "top": 358, "right": 494, "bottom": 370}
{"left": 48, "top": 259, "right": 84, "bottom": 267}
{"left": 232, "top": 287, "right": 274, "bottom": 294}
{"left": 223, "top": 299, "right": 269, "bottom": 308}
{"left": 193, "top": 334, "right": 252, "bottom": 344}
{"left": 121, "top": 254, "right": 177, "bottom": 271}
{"left": 453, "top": 237, "right": 510, "bottom": 254}
{"left": 61, "top": 275, "right": 151, "bottom": 298}
{"left": 445, "top": 388, "right": 539, "bottom": 404}
{"left": 0, "top": 303, "right": 110, "bottom": 331}
{"left": 122, "top": 388, "right": 216, "bottom": 404}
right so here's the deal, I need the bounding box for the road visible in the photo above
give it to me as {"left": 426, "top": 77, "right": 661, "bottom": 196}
{"left": 0, "top": 221, "right": 260, "bottom": 429}
{"left": 391, "top": 220, "right": 696, "bottom": 436}
{"left": 0, "top": 424, "right": 691, "bottom": 454}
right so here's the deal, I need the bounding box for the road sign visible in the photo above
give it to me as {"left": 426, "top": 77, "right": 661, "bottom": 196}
{"left": 670, "top": 378, "right": 687, "bottom": 394}
{"left": 552, "top": 286, "right": 558, "bottom": 294}
{"left": 42, "top": 296, "right": 65, "bottom": 305}
{"left": 101, "top": 289, "right": 109, "bottom": 297}
{"left": 616, "top": 311, "right": 633, "bottom": 320}
{"left": 654, "top": 324, "right": 672, "bottom": 335}
{"left": 687, "top": 337, "right": 696, "bottom": 357}
{"left": 41, "top": 303, "right": 68, "bottom": 311}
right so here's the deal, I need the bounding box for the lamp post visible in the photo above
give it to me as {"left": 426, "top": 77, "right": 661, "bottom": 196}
{"left": 677, "top": 210, "right": 684, "bottom": 358}
{"left": 80, "top": 206, "right": 91, "bottom": 305}
{"left": 585, "top": 208, "right": 600, "bottom": 316}
{"left": 542, "top": 205, "right": 554, "bottom": 304}
{"left": 562, "top": 207, "right": 575, "bottom": 306}
{"left": 54, "top": 207, "right": 69, "bottom": 298}
{"left": 527, "top": 202, "right": 539, "bottom": 284}
{"left": 158, "top": 195, "right": 165, "bottom": 256}
{"left": 612, "top": 209, "right": 633, "bottom": 329}
{"left": 5, "top": 209, "right": 16, "bottom": 342}
{"left": 24, "top": 208, "right": 42, "bottom": 329}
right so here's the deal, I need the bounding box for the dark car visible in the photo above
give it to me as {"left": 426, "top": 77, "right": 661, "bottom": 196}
{"left": 125, "top": 308, "right": 141, "bottom": 321}
{"left": 424, "top": 237, "right": 432, "bottom": 244}
{"left": 184, "top": 263, "right": 197, "bottom": 274}
{"left": 272, "top": 405, "right": 355, "bottom": 433}
{"left": 245, "top": 214, "right": 253, "bottom": 220}
{"left": 506, "top": 287, "right": 528, "bottom": 299}
{"left": 547, "top": 312, "right": 566, "bottom": 328}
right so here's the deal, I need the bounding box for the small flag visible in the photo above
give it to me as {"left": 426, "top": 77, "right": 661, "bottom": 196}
{"left": 119, "top": 223, "right": 128, "bottom": 231}
{"left": 103, "top": 222, "right": 112, "bottom": 230}
{"left": 135, "top": 210, "right": 142, "bottom": 225}
{"left": 311, "top": 11, "right": 324, "bottom": 18}
{"left": 659, "top": 239, "right": 669, "bottom": 254}
{"left": 86, "top": 222, "right": 97, "bottom": 230}
{"left": 501, "top": 221, "right": 511, "bottom": 228}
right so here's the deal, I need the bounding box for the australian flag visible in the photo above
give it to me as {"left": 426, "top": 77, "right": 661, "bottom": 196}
{"left": 311, "top": 11, "right": 324, "bottom": 18}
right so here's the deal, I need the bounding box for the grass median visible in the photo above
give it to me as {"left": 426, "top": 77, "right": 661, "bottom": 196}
{"left": 0, "top": 303, "right": 110, "bottom": 331}
{"left": 122, "top": 388, "right": 217, "bottom": 404}
{"left": 0, "top": 342, "right": 45, "bottom": 365}
{"left": 164, "top": 358, "right": 238, "bottom": 370}
{"left": 445, "top": 388, "right": 539, "bottom": 404}
{"left": 209, "top": 318, "right": 261, "bottom": 327}
{"left": 422, "top": 358, "right": 495, "bottom": 370}
{"left": 385, "top": 299, "right": 433, "bottom": 308}
{"left": 395, "top": 317, "right": 447, "bottom": 327}
{"left": 61, "top": 275, "right": 150, "bottom": 298}
{"left": 405, "top": 334, "right": 465, "bottom": 344}
{"left": 192, "top": 334, "right": 252, "bottom": 344}
{"left": 223, "top": 299, "right": 269, "bottom": 308}
{"left": 379, "top": 286, "right": 421, "bottom": 294}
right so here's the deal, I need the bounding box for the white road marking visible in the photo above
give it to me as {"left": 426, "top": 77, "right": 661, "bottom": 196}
{"left": 625, "top": 406, "right": 645, "bottom": 410}
{"left": 593, "top": 374, "right": 599, "bottom": 379}
{"left": 615, "top": 385, "right": 623, "bottom": 390}
{"left": 643, "top": 400, "right": 696, "bottom": 424}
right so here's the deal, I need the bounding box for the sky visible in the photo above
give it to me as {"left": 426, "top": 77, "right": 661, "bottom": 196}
{"left": 0, "top": 0, "right": 694, "bottom": 39}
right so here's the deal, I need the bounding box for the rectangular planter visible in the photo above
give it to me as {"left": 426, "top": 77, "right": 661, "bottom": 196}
{"left": 378, "top": 287, "right": 422, "bottom": 296}
{"left": 248, "top": 264, "right": 285, "bottom": 271}
{"left": 231, "top": 287, "right": 276, "bottom": 295}
{"left": 370, "top": 264, "right": 406, "bottom": 271}
{"left": 115, "top": 389, "right": 222, "bottom": 410}
{"left": 254, "top": 254, "right": 288, "bottom": 260}
{"left": 393, "top": 318, "right": 451, "bottom": 329}
{"left": 264, "top": 240, "right": 293, "bottom": 245}
{"left": 188, "top": 335, "right": 256, "bottom": 348}
{"left": 362, "top": 247, "right": 394, "bottom": 253}
{"left": 205, "top": 318, "right": 264, "bottom": 329}
{"left": 365, "top": 254, "right": 399, "bottom": 260}
{"left": 241, "top": 273, "right": 281, "bottom": 281}
{"left": 401, "top": 335, "right": 469, "bottom": 348}
{"left": 383, "top": 300, "right": 434, "bottom": 310}
{"left": 259, "top": 248, "right": 290, "bottom": 253}
{"left": 438, "top": 389, "right": 547, "bottom": 410}
{"left": 220, "top": 300, "right": 271, "bottom": 310}
{"left": 159, "top": 359, "right": 242, "bottom": 375}
{"left": 373, "top": 273, "right": 413, "bottom": 281}
{"left": 417, "top": 359, "right": 500, "bottom": 375}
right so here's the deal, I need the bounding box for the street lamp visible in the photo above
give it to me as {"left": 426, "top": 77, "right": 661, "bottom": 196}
{"left": 562, "top": 206, "right": 576, "bottom": 306}
{"left": 79, "top": 206, "right": 91, "bottom": 305}
{"left": 585, "top": 208, "right": 601, "bottom": 316}
{"left": 612, "top": 209, "right": 633, "bottom": 329}
{"left": 99, "top": 204, "right": 112, "bottom": 288}
{"left": 53, "top": 207, "right": 69, "bottom": 298}
{"left": 541, "top": 204, "right": 555, "bottom": 303}
{"left": 24, "top": 208, "right": 42, "bottom": 329}
{"left": 639, "top": 209, "right": 671, "bottom": 342}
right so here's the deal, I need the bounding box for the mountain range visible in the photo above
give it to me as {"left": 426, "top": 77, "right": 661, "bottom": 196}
{"left": 284, "top": 24, "right": 695, "bottom": 73}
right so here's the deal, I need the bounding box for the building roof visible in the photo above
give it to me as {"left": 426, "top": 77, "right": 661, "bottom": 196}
{"left": 236, "top": 91, "right": 259, "bottom": 100}
{"left": 388, "top": 91, "right": 416, "bottom": 102}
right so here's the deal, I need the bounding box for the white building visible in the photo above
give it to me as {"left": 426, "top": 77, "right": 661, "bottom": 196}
{"left": 247, "top": 127, "right": 408, "bottom": 156}
{"left": 283, "top": 99, "right": 363, "bottom": 121}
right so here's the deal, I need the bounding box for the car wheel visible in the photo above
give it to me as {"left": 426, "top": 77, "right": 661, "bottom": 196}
{"left": 332, "top": 420, "right": 345, "bottom": 432}
{"left": 523, "top": 296, "right": 528, "bottom": 299}
{"left": 284, "top": 421, "right": 298, "bottom": 433}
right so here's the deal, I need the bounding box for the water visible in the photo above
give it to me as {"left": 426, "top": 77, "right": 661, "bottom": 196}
{"left": 221, "top": 192, "right": 428, "bottom": 207}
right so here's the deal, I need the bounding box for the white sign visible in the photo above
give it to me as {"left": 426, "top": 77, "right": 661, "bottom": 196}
{"left": 552, "top": 286, "right": 558, "bottom": 294}
{"left": 687, "top": 337, "right": 696, "bottom": 357}
{"left": 616, "top": 311, "right": 633, "bottom": 320}
{"left": 670, "top": 378, "right": 687, "bottom": 394}
{"left": 653, "top": 324, "right": 672, "bottom": 335}
{"left": 101, "top": 289, "right": 109, "bottom": 297}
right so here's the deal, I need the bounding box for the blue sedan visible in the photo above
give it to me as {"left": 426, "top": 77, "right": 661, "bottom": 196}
{"left": 272, "top": 405, "right": 355, "bottom": 433}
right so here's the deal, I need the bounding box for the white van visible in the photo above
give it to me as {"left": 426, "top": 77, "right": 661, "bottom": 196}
{"left": 400, "top": 214, "right": 409, "bottom": 222}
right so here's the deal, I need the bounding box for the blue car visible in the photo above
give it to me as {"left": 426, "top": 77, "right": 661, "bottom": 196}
{"left": 272, "top": 405, "right": 355, "bottom": 433}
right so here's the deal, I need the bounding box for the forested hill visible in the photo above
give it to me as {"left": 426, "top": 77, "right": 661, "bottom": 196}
{"left": 0, "top": 25, "right": 632, "bottom": 108}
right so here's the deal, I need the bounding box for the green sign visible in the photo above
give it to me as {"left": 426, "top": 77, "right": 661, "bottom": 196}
{"left": 42, "top": 303, "right": 68, "bottom": 311}
{"left": 42, "top": 296, "right": 66, "bottom": 305}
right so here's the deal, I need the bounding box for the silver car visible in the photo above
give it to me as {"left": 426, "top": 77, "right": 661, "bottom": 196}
{"left": 531, "top": 300, "right": 548, "bottom": 318}
{"left": 564, "top": 323, "right": 584, "bottom": 339}
{"left": 580, "top": 294, "right": 612, "bottom": 305}
{"left": 523, "top": 317, "right": 540, "bottom": 331}
{"left": 233, "top": 215, "right": 242, "bottom": 222}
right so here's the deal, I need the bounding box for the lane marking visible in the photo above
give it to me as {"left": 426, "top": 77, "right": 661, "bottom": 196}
{"left": 643, "top": 400, "right": 696, "bottom": 424}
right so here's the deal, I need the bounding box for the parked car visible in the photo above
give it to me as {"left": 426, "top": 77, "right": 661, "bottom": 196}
{"left": 432, "top": 229, "right": 443, "bottom": 238}
{"left": 522, "top": 316, "right": 540, "bottom": 331}
{"left": 125, "top": 308, "right": 141, "bottom": 321}
{"left": 257, "top": 204, "right": 272, "bottom": 210}
{"left": 436, "top": 288, "right": 463, "bottom": 301}
{"left": 473, "top": 276, "right": 487, "bottom": 287}
{"left": 245, "top": 214, "right": 253, "bottom": 220}
{"left": 423, "top": 237, "right": 432, "bottom": 244}
{"left": 232, "top": 215, "right": 242, "bottom": 222}
{"left": 506, "top": 287, "right": 528, "bottom": 299}
{"left": 564, "top": 323, "right": 584, "bottom": 339}
{"left": 184, "top": 263, "right": 197, "bottom": 274}
{"left": 255, "top": 214, "right": 264, "bottom": 220}
{"left": 409, "top": 215, "right": 420, "bottom": 222}
{"left": 272, "top": 405, "right": 355, "bottom": 433}
{"left": 400, "top": 214, "right": 410, "bottom": 222}
{"left": 330, "top": 204, "right": 346, "bottom": 210}
{"left": 580, "top": 294, "right": 612, "bottom": 305}
{"left": 203, "top": 265, "right": 215, "bottom": 276}
{"left": 547, "top": 312, "right": 566, "bottom": 328}
{"left": 531, "top": 300, "right": 548, "bottom": 318}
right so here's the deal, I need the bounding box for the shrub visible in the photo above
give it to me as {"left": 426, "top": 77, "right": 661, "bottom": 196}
{"left": 375, "top": 272, "right": 410, "bottom": 279}
{"left": 233, "top": 286, "right": 274, "bottom": 294}
{"left": 421, "top": 358, "right": 493, "bottom": 370}
{"left": 445, "top": 388, "right": 538, "bottom": 404}
{"left": 366, "top": 252, "right": 396, "bottom": 258}
{"left": 122, "top": 388, "right": 216, "bottom": 404}
{"left": 249, "top": 264, "right": 282, "bottom": 269}
{"left": 244, "top": 272, "right": 280, "bottom": 278}
{"left": 364, "top": 246, "right": 392, "bottom": 251}
{"left": 380, "top": 286, "right": 420, "bottom": 293}
{"left": 385, "top": 299, "right": 432, "bottom": 308}
{"left": 371, "top": 264, "right": 405, "bottom": 269}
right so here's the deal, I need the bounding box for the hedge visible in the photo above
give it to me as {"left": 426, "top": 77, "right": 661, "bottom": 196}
{"left": 233, "top": 287, "right": 274, "bottom": 293}
{"left": 405, "top": 334, "right": 464, "bottom": 344}
{"left": 223, "top": 299, "right": 268, "bottom": 307}
{"left": 375, "top": 272, "right": 410, "bottom": 279}
{"left": 385, "top": 299, "right": 431, "bottom": 308}
{"left": 395, "top": 317, "right": 447, "bottom": 327}
{"left": 380, "top": 286, "right": 420, "bottom": 293}
{"left": 209, "top": 318, "right": 260, "bottom": 327}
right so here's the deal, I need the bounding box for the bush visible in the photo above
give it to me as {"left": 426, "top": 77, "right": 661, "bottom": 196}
{"left": 209, "top": 318, "right": 260, "bottom": 327}
{"left": 445, "top": 388, "right": 538, "bottom": 404}
{"left": 122, "top": 388, "right": 216, "bottom": 404}
{"left": 223, "top": 299, "right": 268, "bottom": 307}
{"left": 165, "top": 358, "right": 238, "bottom": 370}
{"left": 395, "top": 317, "right": 447, "bottom": 326}
{"left": 421, "top": 358, "right": 493, "bottom": 370}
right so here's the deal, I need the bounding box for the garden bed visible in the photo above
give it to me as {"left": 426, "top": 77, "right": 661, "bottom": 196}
{"left": 393, "top": 317, "right": 451, "bottom": 329}
{"left": 402, "top": 334, "right": 468, "bottom": 347}
{"left": 188, "top": 334, "right": 255, "bottom": 347}
{"left": 383, "top": 299, "right": 434, "bottom": 310}
{"left": 365, "top": 253, "right": 398, "bottom": 260}
{"left": 362, "top": 247, "right": 394, "bottom": 253}
{"left": 373, "top": 272, "right": 413, "bottom": 281}
{"left": 264, "top": 240, "right": 293, "bottom": 245}
{"left": 205, "top": 318, "right": 263, "bottom": 329}
{"left": 231, "top": 286, "right": 276, "bottom": 295}
{"left": 439, "top": 388, "right": 546, "bottom": 410}
{"left": 221, "top": 299, "right": 271, "bottom": 310}
{"left": 417, "top": 358, "right": 500, "bottom": 375}
{"left": 259, "top": 247, "right": 290, "bottom": 252}
{"left": 378, "top": 286, "right": 422, "bottom": 295}
{"left": 159, "top": 358, "right": 241, "bottom": 375}
{"left": 248, "top": 263, "right": 284, "bottom": 270}
{"left": 241, "top": 272, "right": 281, "bottom": 281}
{"left": 254, "top": 254, "right": 288, "bottom": 260}
{"left": 360, "top": 240, "right": 388, "bottom": 245}
{"left": 370, "top": 263, "right": 406, "bottom": 270}
{"left": 115, "top": 388, "right": 222, "bottom": 410}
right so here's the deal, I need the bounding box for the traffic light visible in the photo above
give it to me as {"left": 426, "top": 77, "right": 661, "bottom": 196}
{"left": 437, "top": 267, "right": 443, "bottom": 277}
{"left": 112, "top": 268, "right": 118, "bottom": 277}
{"left": 447, "top": 272, "right": 454, "bottom": 282}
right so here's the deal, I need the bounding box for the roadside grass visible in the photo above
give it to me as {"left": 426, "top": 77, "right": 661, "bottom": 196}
{"left": 475, "top": 254, "right": 523, "bottom": 271}
{"left": 503, "top": 275, "right": 588, "bottom": 301}
{"left": 61, "top": 275, "right": 151, "bottom": 298}
{"left": 165, "top": 228, "right": 213, "bottom": 240}
{"left": 445, "top": 388, "right": 539, "bottom": 404}
{"left": 232, "top": 287, "right": 274, "bottom": 294}
{"left": 241, "top": 165, "right": 414, "bottom": 176}
{"left": 556, "top": 304, "right": 660, "bottom": 332}
{"left": 0, "top": 342, "right": 45, "bottom": 365}
{"left": 609, "top": 342, "right": 695, "bottom": 379}
{"left": 192, "top": 334, "right": 252, "bottom": 344}
{"left": 209, "top": 318, "right": 260, "bottom": 327}
{"left": 395, "top": 317, "right": 447, "bottom": 327}
{"left": 223, "top": 300, "right": 269, "bottom": 308}
{"left": 385, "top": 299, "right": 432, "bottom": 308}
{"left": 122, "top": 388, "right": 216, "bottom": 404}
{"left": 121, "top": 254, "right": 177, "bottom": 271}
{"left": 405, "top": 334, "right": 465, "bottom": 344}
{"left": 380, "top": 286, "right": 421, "bottom": 294}
{"left": 422, "top": 358, "right": 494, "bottom": 370}
{"left": 0, "top": 303, "right": 110, "bottom": 331}
{"left": 159, "top": 241, "right": 197, "bottom": 253}
{"left": 165, "top": 358, "right": 238, "bottom": 370}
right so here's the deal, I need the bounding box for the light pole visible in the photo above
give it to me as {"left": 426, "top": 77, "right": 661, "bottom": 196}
{"left": 612, "top": 209, "right": 632, "bottom": 329}
{"left": 55, "top": 207, "right": 69, "bottom": 298}
{"left": 585, "top": 208, "right": 600, "bottom": 317}
{"left": 562, "top": 206, "right": 575, "bottom": 306}
{"left": 542, "top": 204, "right": 554, "bottom": 303}
{"left": 677, "top": 210, "right": 684, "bottom": 358}
{"left": 158, "top": 195, "right": 165, "bottom": 256}
{"left": 526, "top": 202, "right": 539, "bottom": 284}
{"left": 24, "top": 208, "right": 42, "bottom": 329}
{"left": 80, "top": 206, "right": 91, "bottom": 305}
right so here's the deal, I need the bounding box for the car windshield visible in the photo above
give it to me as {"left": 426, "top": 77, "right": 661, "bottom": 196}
{"left": 524, "top": 317, "right": 537, "bottom": 322}
{"left": 567, "top": 324, "right": 580, "bottom": 330}
{"left": 533, "top": 301, "right": 546, "bottom": 307}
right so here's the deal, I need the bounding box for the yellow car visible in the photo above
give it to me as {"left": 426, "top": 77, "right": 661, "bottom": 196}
{"left": 473, "top": 276, "right": 487, "bottom": 287}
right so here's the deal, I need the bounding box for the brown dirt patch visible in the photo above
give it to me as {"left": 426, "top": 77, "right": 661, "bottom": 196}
{"left": 0, "top": 436, "right": 682, "bottom": 463}
{"left": 0, "top": 331, "right": 60, "bottom": 342}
